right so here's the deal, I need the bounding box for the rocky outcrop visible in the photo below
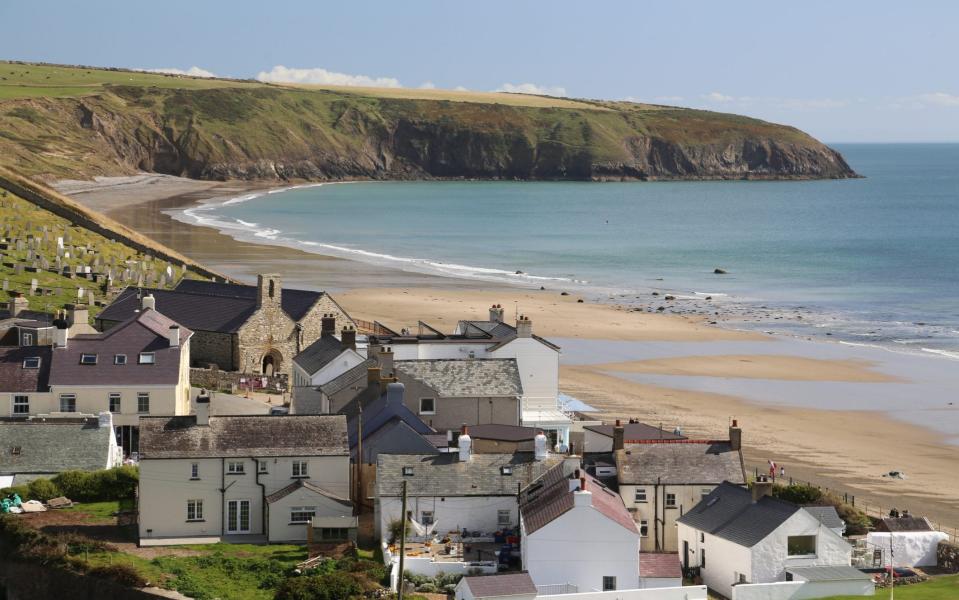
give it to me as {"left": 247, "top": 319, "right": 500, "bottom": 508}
{"left": 0, "top": 86, "right": 858, "bottom": 183}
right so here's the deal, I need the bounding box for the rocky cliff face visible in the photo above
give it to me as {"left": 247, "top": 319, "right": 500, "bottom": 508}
{"left": 0, "top": 86, "right": 857, "bottom": 182}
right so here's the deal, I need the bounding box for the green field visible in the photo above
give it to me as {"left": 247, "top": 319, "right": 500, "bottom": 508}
{"left": 823, "top": 575, "right": 959, "bottom": 599}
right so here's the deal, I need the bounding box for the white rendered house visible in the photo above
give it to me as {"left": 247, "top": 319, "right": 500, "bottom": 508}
{"left": 290, "top": 318, "right": 365, "bottom": 414}
{"left": 677, "top": 481, "right": 865, "bottom": 599}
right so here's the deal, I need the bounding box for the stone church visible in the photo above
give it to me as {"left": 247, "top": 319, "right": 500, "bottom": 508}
{"left": 96, "top": 274, "right": 354, "bottom": 376}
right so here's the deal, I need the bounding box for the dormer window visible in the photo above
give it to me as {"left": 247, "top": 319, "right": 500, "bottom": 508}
{"left": 22, "top": 357, "right": 40, "bottom": 369}
{"left": 80, "top": 353, "right": 98, "bottom": 365}
{"left": 402, "top": 466, "right": 414, "bottom": 476}
{"left": 501, "top": 466, "right": 513, "bottom": 476}
{"left": 138, "top": 352, "right": 155, "bottom": 365}
{"left": 114, "top": 354, "right": 127, "bottom": 365}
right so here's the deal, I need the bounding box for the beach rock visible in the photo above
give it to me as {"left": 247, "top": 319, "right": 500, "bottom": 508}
{"left": 560, "top": 291, "right": 569, "bottom": 296}
{"left": 577, "top": 299, "right": 584, "bottom": 303}
{"left": 714, "top": 268, "right": 728, "bottom": 274}
{"left": 657, "top": 306, "right": 665, "bottom": 311}
{"left": 705, "top": 296, "right": 712, "bottom": 300}
{"left": 651, "top": 291, "right": 660, "bottom": 296}
{"left": 665, "top": 295, "right": 675, "bottom": 300}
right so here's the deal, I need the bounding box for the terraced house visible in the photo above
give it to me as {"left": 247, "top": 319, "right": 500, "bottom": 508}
{"left": 97, "top": 274, "right": 354, "bottom": 377}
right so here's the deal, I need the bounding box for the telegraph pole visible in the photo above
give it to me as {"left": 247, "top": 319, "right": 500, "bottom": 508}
{"left": 398, "top": 480, "right": 408, "bottom": 600}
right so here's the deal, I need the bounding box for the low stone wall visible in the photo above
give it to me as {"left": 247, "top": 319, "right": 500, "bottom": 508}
{"left": 939, "top": 540, "right": 959, "bottom": 573}
{"left": 0, "top": 560, "right": 186, "bottom": 600}
{"left": 190, "top": 367, "right": 288, "bottom": 394}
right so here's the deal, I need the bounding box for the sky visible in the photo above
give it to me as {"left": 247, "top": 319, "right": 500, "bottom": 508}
{"left": 2, "top": 1, "right": 957, "bottom": 142}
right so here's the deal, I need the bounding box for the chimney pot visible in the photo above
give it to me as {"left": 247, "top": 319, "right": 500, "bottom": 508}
{"left": 729, "top": 419, "right": 742, "bottom": 451}
{"left": 612, "top": 422, "right": 625, "bottom": 452}
{"left": 752, "top": 475, "right": 773, "bottom": 503}
{"left": 168, "top": 324, "right": 180, "bottom": 348}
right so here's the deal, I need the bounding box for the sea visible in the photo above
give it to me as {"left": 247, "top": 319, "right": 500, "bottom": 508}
{"left": 170, "top": 143, "right": 959, "bottom": 359}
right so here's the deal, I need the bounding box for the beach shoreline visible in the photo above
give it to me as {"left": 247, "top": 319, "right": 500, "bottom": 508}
{"left": 54, "top": 174, "right": 959, "bottom": 528}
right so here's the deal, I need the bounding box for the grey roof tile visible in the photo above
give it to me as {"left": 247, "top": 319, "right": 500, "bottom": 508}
{"left": 786, "top": 566, "right": 872, "bottom": 582}
{"left": 293, "top": 334, "right": 352, "bottom": 374}
{"left": 174, "top": 279, "right": 325, "bottom": 322}
{"left": 804, "top": 505, "right": 845, "bottom": 530}
{"left": 461, "top": 573, "right": 537, "bottom": 598}
{"left": 615, "top": 441, "right": 745, "bottom": 485}
{"left": 139, "top": 414, "right": 348, "bottom": 459}
{"left": 586, "top": 422, "right": 686, "bottom": 441}
{"left": 0, "top": 417, "right": 115, "bottom": 476}
{"left": 676, "top": 481, "right": 800, "bottom": 547}
{"left": 376, "top": 453, "right": 562, "bottom": 498}
{"left": 0, "top": 346, "right": 51, "bottom": 392}
{"left": 394, "top": 359, "right": 522, "bottom": 398}
{"left": 520, "top": 468, "right": 637, "bottom": 535}
{"left": 265, "top": 478, "right": 351, "bottom": 505}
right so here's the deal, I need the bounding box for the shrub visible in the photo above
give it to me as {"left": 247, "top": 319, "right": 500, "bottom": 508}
{"left": 27, "top": 478, "right": 61, "bottom": 502}
{"left": 52, "top": 466, "right": 138, "bottom": 502}
{"left": 772, "top": 482, "right": 823, "bottom": 505}
{"left": 274, "top": 571, "right": 363, "bottom": 600}
{"left": 88, "top": 563, "right": 147, "bottom": 588}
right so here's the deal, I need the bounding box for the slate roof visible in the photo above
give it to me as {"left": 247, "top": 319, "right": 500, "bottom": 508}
{"left": 615, "top": 441, "right": 745, "bottom": 485}
{"left": 586, "top": 422, "right": 686, "bottom": 442}
{"left": 346, "top": 383, "right": 434, "bottom": 448}
{"left": 50, "top": 309, "right": 192, "bottom": 386}
{"left": 138, "top": 414, "right": 348, "bottom": 459}
{"left": 804, "top": 505, "right": 845, "bottom": 530}
{"left": 0, "top": 417, "right": 114, "bottom": 477}
{"left": 877, "top": 516, "right": 933, "bottom": 532}
{"left": 469, "top": 424, "right": 541, "bottom": 442}
{"left": 320, "top": 359, "right": 375, "bottom": 397}
{"left": 293, "top": 334, "right": 352, "bottom": 374}
{"left": 520, "top": 468, "right": 638, "bottom": 535}
{"left": 98, "top": 286, "right": 256, "bottom": 333}
{"left": 0, "top": 346, "right": 51, "bottom": 392}
{"left": 457, "top": 319, "right": 561, "bottom": 351}
{"left": 174, "top": 279, "right": 326, "bottom": 322}
{"left": 677, "top": 481, "right": 800, "bottom": 547}
{"left": 460, "top": 573, "right": 537, "bottom": 598}
{"left": 376, "top": 453, "right": 562, "bottom": 498}
{"left": 639, "top": 553, "right": 683, "bottom": 579}
{"left": 265, "top": 479, "right": 351, "bottom": 505}
{"left": 394, "top": 358, "right": 522, "bottom": 398}
{"left": 786, "top": 566, "right": 872, "bottom": 582}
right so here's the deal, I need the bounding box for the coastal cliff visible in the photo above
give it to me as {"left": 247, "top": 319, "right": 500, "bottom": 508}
{"left": 0, "top": 65, "right": 856, "bottom": 183}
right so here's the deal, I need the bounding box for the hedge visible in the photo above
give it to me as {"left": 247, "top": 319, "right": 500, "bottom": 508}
{"left": 0, "top": 465, "right": 138, "bottom": 503}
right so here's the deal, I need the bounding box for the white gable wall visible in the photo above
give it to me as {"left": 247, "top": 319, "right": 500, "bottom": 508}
{"left": 679, "top": 522, "right": 753, "bottom": 599}
{"left": 523, "top": 501, "right": 640, "bottom": 592}
{"left": 751, "top": 510, "right": 853, "bottom": 584}
{"left": 377, "top": 495, "right": 519, "bottom": 542}
{"left": 491, "top": 338, "right": 558, "bottom": 408}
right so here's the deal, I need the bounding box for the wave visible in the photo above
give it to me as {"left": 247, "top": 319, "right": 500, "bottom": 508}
{"left": 921, "top": 348, "right": 959, "bottom": 361}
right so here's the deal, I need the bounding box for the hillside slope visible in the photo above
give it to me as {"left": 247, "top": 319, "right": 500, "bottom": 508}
{"left": 0, "top": 62, "right": 856, "bottom": 182}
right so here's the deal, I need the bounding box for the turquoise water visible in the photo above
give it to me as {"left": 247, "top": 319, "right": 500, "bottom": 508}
{"left": 174, "top": 144, "right": 959, "bottom": 355}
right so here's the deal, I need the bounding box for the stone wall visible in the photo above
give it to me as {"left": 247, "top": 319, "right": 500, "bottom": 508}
{"left": 189, "top": 329, "right": 238, "bottom": 371}
{"left": 939, "top": 540, "right": 959, "bottom": 573}
{"left": 236, "top": 295, "right": 298, "bottom": 376}
{"left": 190, "top": 367, "right": 288, "bottom": 394}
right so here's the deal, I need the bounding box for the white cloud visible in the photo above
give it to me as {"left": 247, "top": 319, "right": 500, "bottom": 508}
{"left": 496, "top": 82, "right": 568, "bottom": 97}
{"left": 418, "top": 81, "right": 437, "bottom": 89}
{"left": 703, "top": 91, "right": 734, "bottom": 103}
{"left": 256, "top": 65, "right": 402, "bottom": 88}
{"left": 141, "top": 66, "right": 217, "bottom": 78}
{"left": 916, "top": 92, "right": 959, "bottom": 107}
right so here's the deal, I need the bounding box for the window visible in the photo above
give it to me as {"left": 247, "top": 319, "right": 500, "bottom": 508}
{"left": 639, "top": 519, "right": 649, "bottom": 537}
{"left": 114, "top": 354, "right": 127, "bottom": 365}
{"left": 292, "top": 461, "right": 309, "bottom": 478}
{"left": 13, "top": 395, "right": 29, "bottom": 415}
{"left": 59, "top": 393, "right": 76, "bottom": 413}
{"left": 700, "top": 532, "right": 705, "bottom": 543}
{"left": 22, "top": 357, "right": 40, "bottom": 369}
{"left": 402, "top": 466, "right": 414, "bottom": 476}
{"left": 665, "top": 493, "right": 677, "bottom": 508}
{"left": 268, "top": 279, "right": 275, "bottom": 298}
{"left": 187, "top": 499, "right": 203, "bottom": 521}
{"left": 634, "top": 488, "right": 647, "bottom": 503}
{"left": 602, "top": 576, "right": 617, "bottom": 591}
{"left": 787, "top": 535, "right": 817, "bottom": 556}
{"left": 227, "top": 461, "right": 245, "bottom": 474}
{"left": 258, "top": 461, "right": 268, "bottom": 473}
{"left": 501, "top": 465, "right": 513, "bottom": 476}
{"left": 419, "top": 397, "right": 435, "bottom": 415}
{"left": 137, "top": 392, "right": 150, "bottom": 414}
{"left": 420, "top": 510, "right": 434, "bottom": 525}
{"left": 109, "top": 393, "right": 121, "bottom": 413}
{"left": 319, "top": 527, "right": 348, "bottom": 541}
{"left": 290, "top": 506, "right": 316, "bottom": 524}
{"left": 190, "top": 463, "right": 199, "bottom": 479}
{"left": 701, "top": 488, "right": 712, "bottom": 499}
{"left": 138, "top": 352, "right": 155, "bottom": 365}
{"left": 701, "top": 549, "right": 706, "bottom": 568}
{"left": 80, "top": 353, "right": 98, "bottom": 365}
{"left": 22, "top": 333, "right": 33, "bottom": 346}
{"left": 498, "top": 510, "right": 511, "bottom": 527}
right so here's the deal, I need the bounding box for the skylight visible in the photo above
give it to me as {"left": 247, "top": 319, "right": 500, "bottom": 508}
{"left": 402, "top": 466, "right": 414, "bottom": 476}
{"left": 114, "top": 354, "right": 127, "bottom": 365}
{"left": 22, "top": 357, "right": 40, "bottom": 369}
{"left": 80, "top": 353, "right": 98, "bottom": 365}
{"left": 138, "top": 352, "right": 155, "bottom": 365}
{"left": 501, "top": 466, "right": 513, "bottom": 476}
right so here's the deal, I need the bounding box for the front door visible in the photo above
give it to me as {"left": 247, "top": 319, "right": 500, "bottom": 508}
{"left": 227, "top": 500, "right": 251, "bottom": 533}
{"left": 683, "top": 540, "right": 689, "bottom": 572}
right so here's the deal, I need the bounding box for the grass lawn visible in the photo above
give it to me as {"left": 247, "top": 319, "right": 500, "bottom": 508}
{"left": 61, "top": 498, "right": 135, "bottom": 522}
{"left": 821, "top": 574, "right": 959, "bottom": 599}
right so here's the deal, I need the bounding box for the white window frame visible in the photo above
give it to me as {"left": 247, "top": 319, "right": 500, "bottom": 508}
{"left": 22, "top": 357, "right": 40, "bottom": 369}
{"left": 80, "top": 353, "right": 98, "bottom": 365}
{"left": 787, "top": 534, "right": 818, "bottom": 557}
{"left": 114, "top": 354, "right": 127, "bottom": 365}
{"left": 190, "top": 463, "right": 199, "bottom": 480}
{"left": 290, "top": 506, "right": 316, "bottom": 524}
{"left": 12, "top": 394, "right": 29, "bottom": 415}
{"left": 187, "top": 499, "right": 203, "bottom": 521}
{"left": 497, "top": 509, "right": 511, "bottom": 527}
{"left": 138, "top": 352, "right": 155, "bottom": 365}
{"left": 634, "top": 488, "right": 647, "bottom": 503}
{"left": 227, "top": 461, "right": 245, "bottom": 474}
{"left": 292, "top": 460, "right": 309, "bottom": 478}
{"left": 22, "top": 333, "right": 34, "bottom": 346}
{"left": 59, "top": 393, "right": 77, "bottom": 413}
{"left": 109, "top": 392, "right": 121, "bottom": 414}
{"left": 137, "top": 392, "right": 150, "bottom": 414}
{"left": 665, "top": 492, "right": 677, "bottom": 508}
{"left": 258, "top": 461, "right": 268, "bottom": 473}
{"left": 701, "top": 487, "right": 712, "bottom": 499}
{"left": 419, "top": 397, "right": 436, "bottom": 415}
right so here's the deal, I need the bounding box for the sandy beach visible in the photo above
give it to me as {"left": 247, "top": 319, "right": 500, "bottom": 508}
{"left": 56, "top": 174, "right": 959, "bottom": 529}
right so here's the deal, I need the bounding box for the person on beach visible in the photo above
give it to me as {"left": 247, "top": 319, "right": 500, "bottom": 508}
{"left": 780, "top": 465, "right": 786, "bottom": 480}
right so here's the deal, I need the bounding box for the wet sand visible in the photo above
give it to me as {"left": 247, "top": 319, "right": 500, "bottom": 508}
{"left": 57, "top": 174, "right": 959, "bottom": 529}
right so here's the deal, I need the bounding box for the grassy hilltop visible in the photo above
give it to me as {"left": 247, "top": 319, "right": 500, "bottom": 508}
{"left": 0, "top": 62, "right": 856, "bottom": 183}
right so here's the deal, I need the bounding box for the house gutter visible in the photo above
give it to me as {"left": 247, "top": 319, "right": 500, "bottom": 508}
{"left": 254, "top": 458, "right": 267, "bottom": 537}
{"left": 220, "top": 458, "right": 226, "bottom": 537}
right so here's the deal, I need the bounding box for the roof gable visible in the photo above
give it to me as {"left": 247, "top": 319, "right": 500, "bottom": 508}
{"left": 676, "top": 482, "right": 800, "bottom": 547}
{"left": 461, "top": 573, "right": 537, "bottom": 598}
{"left": 293, "top": 334, "right": 354, "bottom": 374}
{"left": 265, "top": 478, "right": 351, "bottom": 505}
{"left": 520, "top": 469, "right": 637, "bottom": 536}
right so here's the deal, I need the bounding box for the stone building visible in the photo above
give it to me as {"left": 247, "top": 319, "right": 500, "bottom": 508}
{"left": 96, "top": 274, "right": 354, "bottom": 377}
